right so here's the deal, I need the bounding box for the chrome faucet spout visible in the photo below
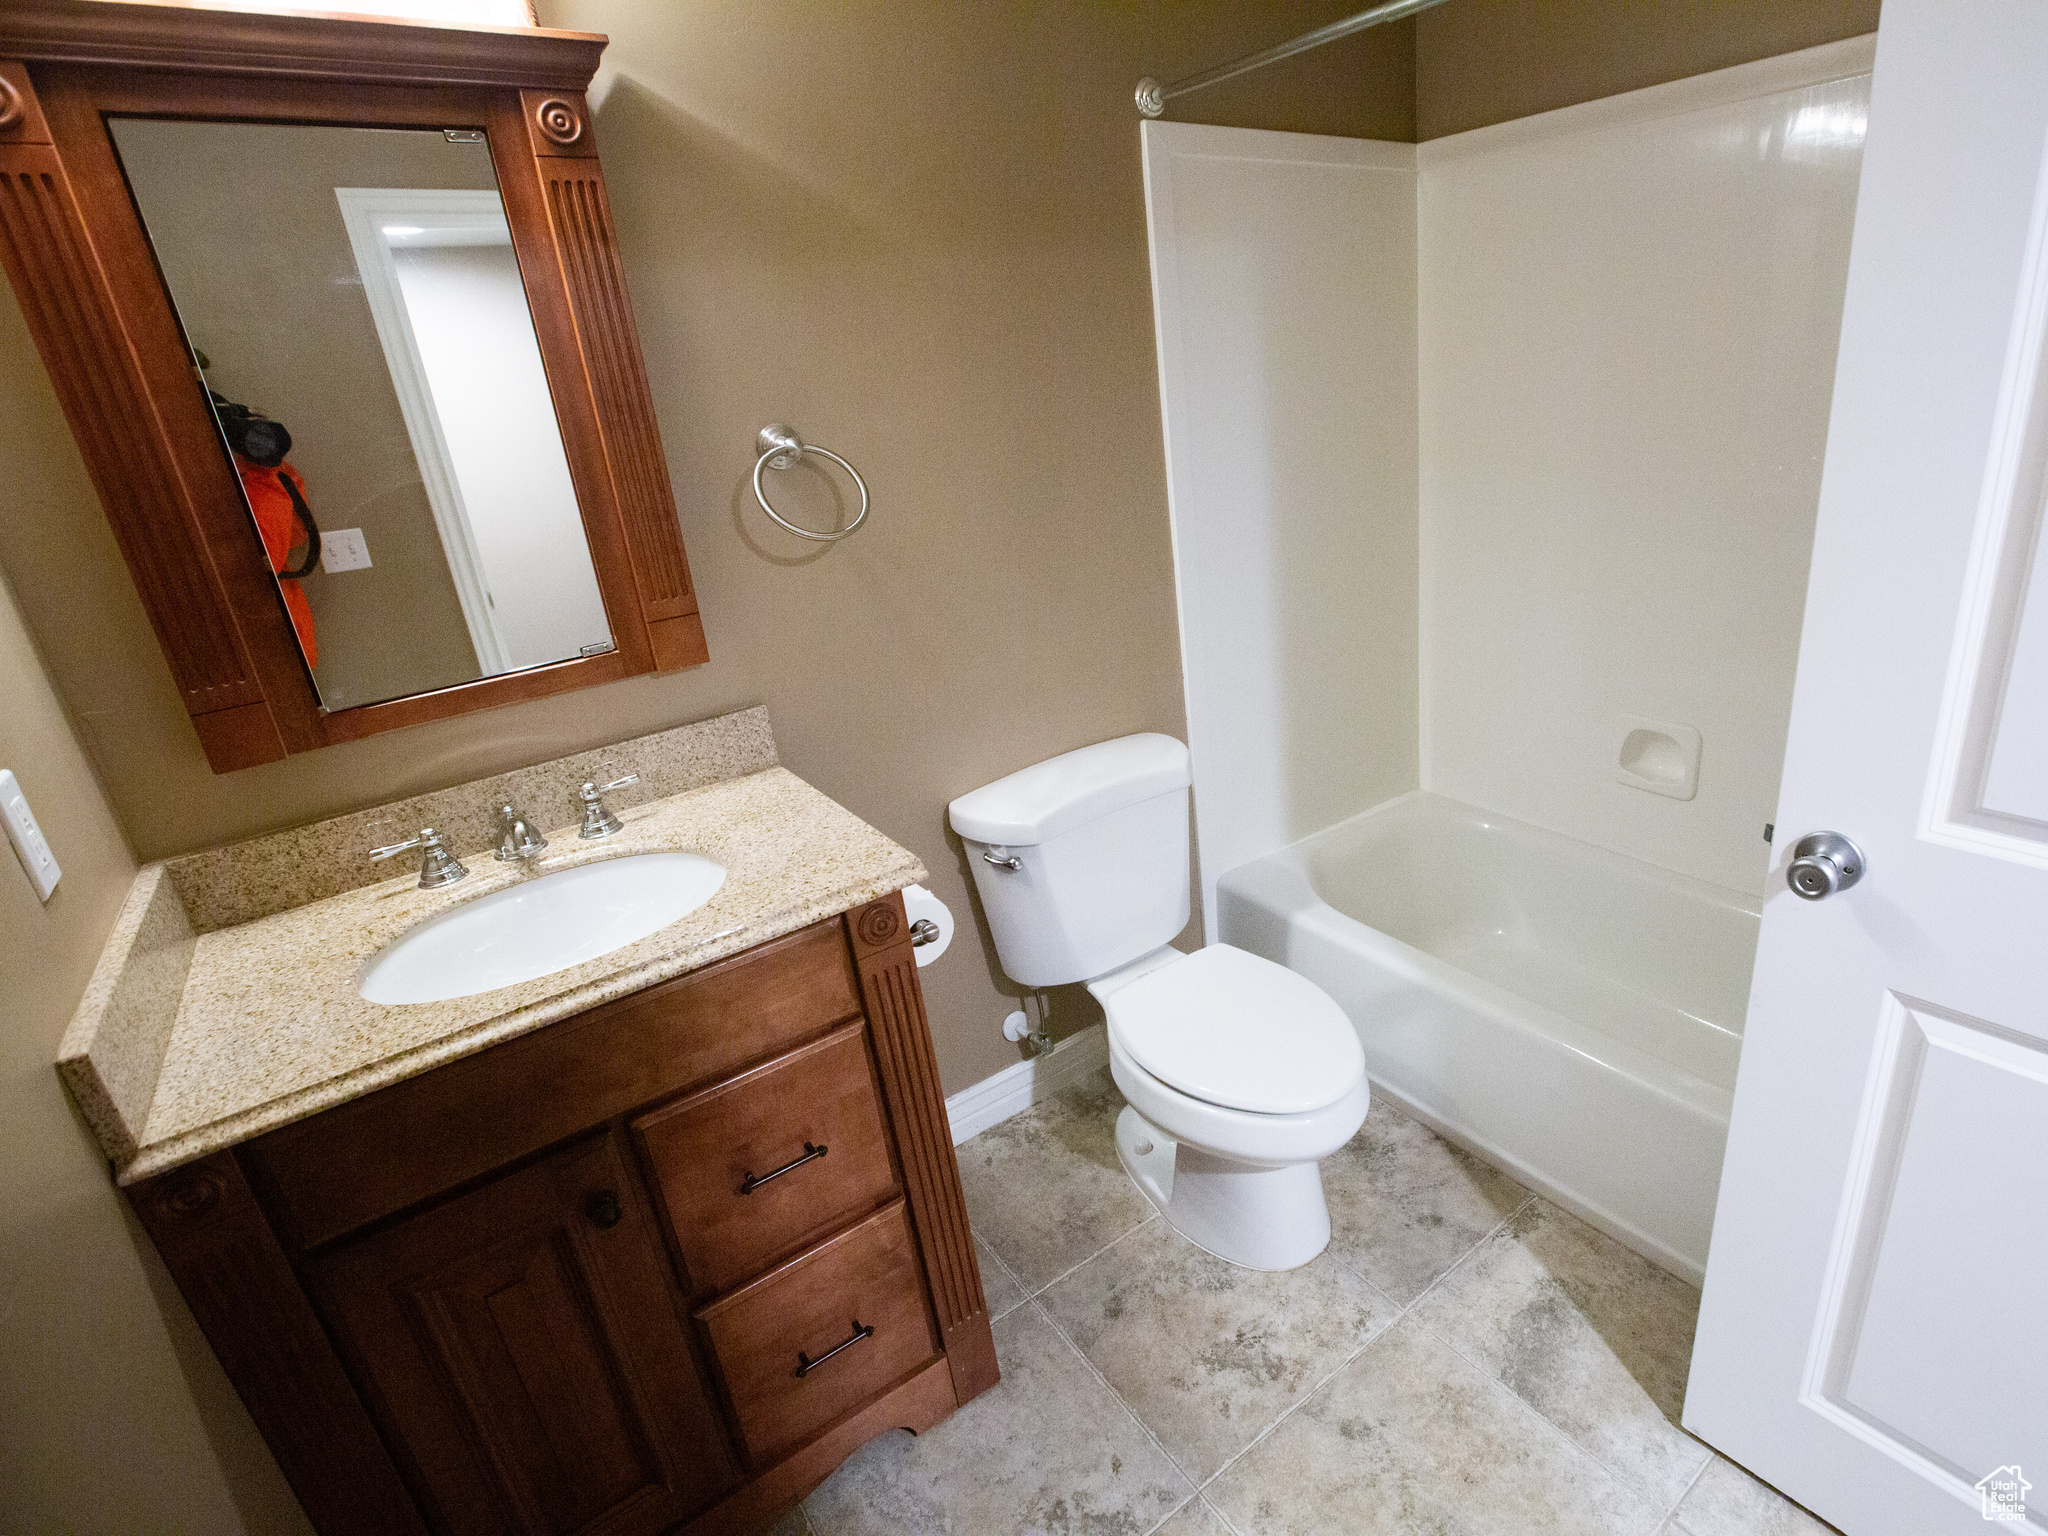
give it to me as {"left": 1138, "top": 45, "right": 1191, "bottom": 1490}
{"left": 495, "top": 803, "right": 549, "bottom": 862}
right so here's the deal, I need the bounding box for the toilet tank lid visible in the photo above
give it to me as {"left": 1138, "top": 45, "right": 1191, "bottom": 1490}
{"left": 948, "top": 733, "right": 1190, "bottom": 846}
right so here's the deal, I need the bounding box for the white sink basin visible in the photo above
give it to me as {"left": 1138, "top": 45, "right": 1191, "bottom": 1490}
{"left": 359, "top": 851, "right": 727, "bottom": 1004}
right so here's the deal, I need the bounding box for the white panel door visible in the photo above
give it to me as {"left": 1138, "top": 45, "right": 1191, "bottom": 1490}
{"left": 1685, "top": 4, "right": 2048, "bottom": 1532}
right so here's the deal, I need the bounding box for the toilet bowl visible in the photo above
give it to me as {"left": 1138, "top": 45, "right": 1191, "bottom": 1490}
{"left": 1089, "top": 943, "right": 1369, "bottom": 1270}
{"left": 948, "top": 732, "right": 1369, "bottom": 1272}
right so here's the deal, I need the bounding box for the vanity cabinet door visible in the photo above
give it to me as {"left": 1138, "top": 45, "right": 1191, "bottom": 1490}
{"left": 316, "top": 1131, "right": 738, "bottom": 1536}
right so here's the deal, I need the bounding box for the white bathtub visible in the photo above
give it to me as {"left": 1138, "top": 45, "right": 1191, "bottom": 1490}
{"left": 1216, "top": 791, "right": 1759, "bottom": 1282}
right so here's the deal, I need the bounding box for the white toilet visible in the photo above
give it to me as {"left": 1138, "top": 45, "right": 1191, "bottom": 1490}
{"left": 950, "top": 733, "right": 1368, "bottom": 1270}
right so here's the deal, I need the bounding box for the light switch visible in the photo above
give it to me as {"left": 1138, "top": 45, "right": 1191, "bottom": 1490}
{"left": 0, "top": 769, "right": 62, "bottom": 901}
{"left": 321, "top": 528, "right": 372, "bottom": 572}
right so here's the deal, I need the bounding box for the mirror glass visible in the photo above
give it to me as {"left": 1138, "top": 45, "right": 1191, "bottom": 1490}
{"left": 108, "top": 119, "right": 614, "bottom": 712}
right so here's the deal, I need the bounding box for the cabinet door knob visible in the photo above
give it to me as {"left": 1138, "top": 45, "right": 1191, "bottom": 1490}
{"left": 586, "top": 1190, "right": 623, "bottom": 1229}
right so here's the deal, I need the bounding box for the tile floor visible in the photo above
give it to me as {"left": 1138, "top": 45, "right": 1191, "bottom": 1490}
{"left": 781, "top": 1070, "right": 1841, "bottom": 1536}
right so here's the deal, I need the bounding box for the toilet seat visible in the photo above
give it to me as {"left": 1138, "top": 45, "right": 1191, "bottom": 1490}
{"left": 1108, "top": 1027, "right": 1370, "bottom": 1171}
{"left": 1100, "top": 944, "right": 1364, "bottom": 1115}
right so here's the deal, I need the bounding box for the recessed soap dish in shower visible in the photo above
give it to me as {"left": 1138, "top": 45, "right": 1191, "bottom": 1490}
{"left": 1614, "top": 715, "right": 1701, "bottom": 800}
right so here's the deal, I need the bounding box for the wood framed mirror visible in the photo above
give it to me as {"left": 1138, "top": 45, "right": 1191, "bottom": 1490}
{"left": 0, "top": 2, "right": 706, "bottom": 773}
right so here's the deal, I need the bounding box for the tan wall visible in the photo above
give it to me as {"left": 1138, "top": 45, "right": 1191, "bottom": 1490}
{"left": 0, "top": 568, "right": 312, "bottom": 1532}
{"left": 0, "top": 2, "right": 1888, "bottom": 1526}
{"left": 0, "top": 11, "right": 1414, "bottom": 1519}
{"left": 1415, "top": 0, "right": 1882, "bottom": 139}
{"left": 0, "top": 1, "right": 1882, "bottom": 1097}
{"left": 0, "top": 0, "right": 1425, "bottom": 1101}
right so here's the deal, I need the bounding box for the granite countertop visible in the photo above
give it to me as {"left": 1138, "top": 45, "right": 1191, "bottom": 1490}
{"left": 58, "top": 710, "right": 927, "bottom": 1185}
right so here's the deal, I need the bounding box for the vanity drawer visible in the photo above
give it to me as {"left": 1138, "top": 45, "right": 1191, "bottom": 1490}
{"left": 635, "top": 1022, "right": 898, "bottom": 1297}
{"left": 245, "top": 918, "right": 863, "bottom": 1251}
{"left": 697, "top": 1200, "right": 940, "bottom": 1467}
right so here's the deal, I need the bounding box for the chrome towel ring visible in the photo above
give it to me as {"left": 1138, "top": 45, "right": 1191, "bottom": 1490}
{"left": 752, "top": 424, "right": 869, "bottom": 542}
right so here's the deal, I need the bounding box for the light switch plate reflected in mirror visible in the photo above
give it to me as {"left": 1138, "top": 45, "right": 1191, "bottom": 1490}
{"left": 322, "top": 528, "right": 372, "bottom": 573}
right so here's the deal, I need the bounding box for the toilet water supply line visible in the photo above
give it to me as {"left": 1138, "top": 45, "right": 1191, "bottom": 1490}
{"left": 1003, "top": 991, "right": 1054, "bottom": 1054}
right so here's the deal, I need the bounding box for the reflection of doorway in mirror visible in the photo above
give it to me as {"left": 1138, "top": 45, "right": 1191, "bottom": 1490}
{"left": 335, "top": 187, "right": 612, "bottom": 674}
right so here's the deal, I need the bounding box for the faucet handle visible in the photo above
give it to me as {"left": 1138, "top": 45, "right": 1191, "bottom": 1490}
{"left": 369, "top": 829, "right": 427, "bottom": 862}
{"left": 370, "top": 827, "right": 469, "bottom": 889}
{"left": 576, "top": 774, "right": 637, "bottom": 839}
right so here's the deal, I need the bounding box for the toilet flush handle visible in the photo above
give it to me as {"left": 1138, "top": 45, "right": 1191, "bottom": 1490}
{"left": 982, "top": 846, "right": 1022, "bottom": 872}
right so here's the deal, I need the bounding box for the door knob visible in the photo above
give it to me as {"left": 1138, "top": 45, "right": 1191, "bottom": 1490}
{"left": 1787, "top": 832, "right": 1865, "bottom": 900}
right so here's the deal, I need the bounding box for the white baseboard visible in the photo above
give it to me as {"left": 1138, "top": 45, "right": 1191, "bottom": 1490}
{"left": 945, "top": 1024, "right": 1109, "bottom": 1145}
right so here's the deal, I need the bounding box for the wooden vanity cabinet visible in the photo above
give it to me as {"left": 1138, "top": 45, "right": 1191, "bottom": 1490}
{"left": 125, "top": 893, "right": 998, "bottom": 1536}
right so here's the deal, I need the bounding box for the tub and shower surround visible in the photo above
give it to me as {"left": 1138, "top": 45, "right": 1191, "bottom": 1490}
{"left": 1416, "top": 40, "right": 1870, "bottom": 896}
{"left": 1147, "top": 40, "right": 1871, "bottom": 1280}
{"left": 1221, "top": 792, "right": 1757, "bottom": 1281}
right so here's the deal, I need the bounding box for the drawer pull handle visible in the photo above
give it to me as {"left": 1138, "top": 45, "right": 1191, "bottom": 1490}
{"left": 740, "top": 1141, "right": 827, "bottom": 1195}
{"left": 795, "top": 1320, "right": 874, "bottom": 1379}
{"left": 586, "top": 1190, "right": 623, "bottom": 1229}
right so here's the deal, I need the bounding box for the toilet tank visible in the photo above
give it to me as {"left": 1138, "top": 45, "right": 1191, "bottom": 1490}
{"left": 949, "top": 734, "right": 1191, "bottom": 988}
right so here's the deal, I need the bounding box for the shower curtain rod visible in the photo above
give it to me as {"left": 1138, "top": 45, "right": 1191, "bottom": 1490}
{"left": 1135, "top": 0, "right": 1452, "bottom": 117}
